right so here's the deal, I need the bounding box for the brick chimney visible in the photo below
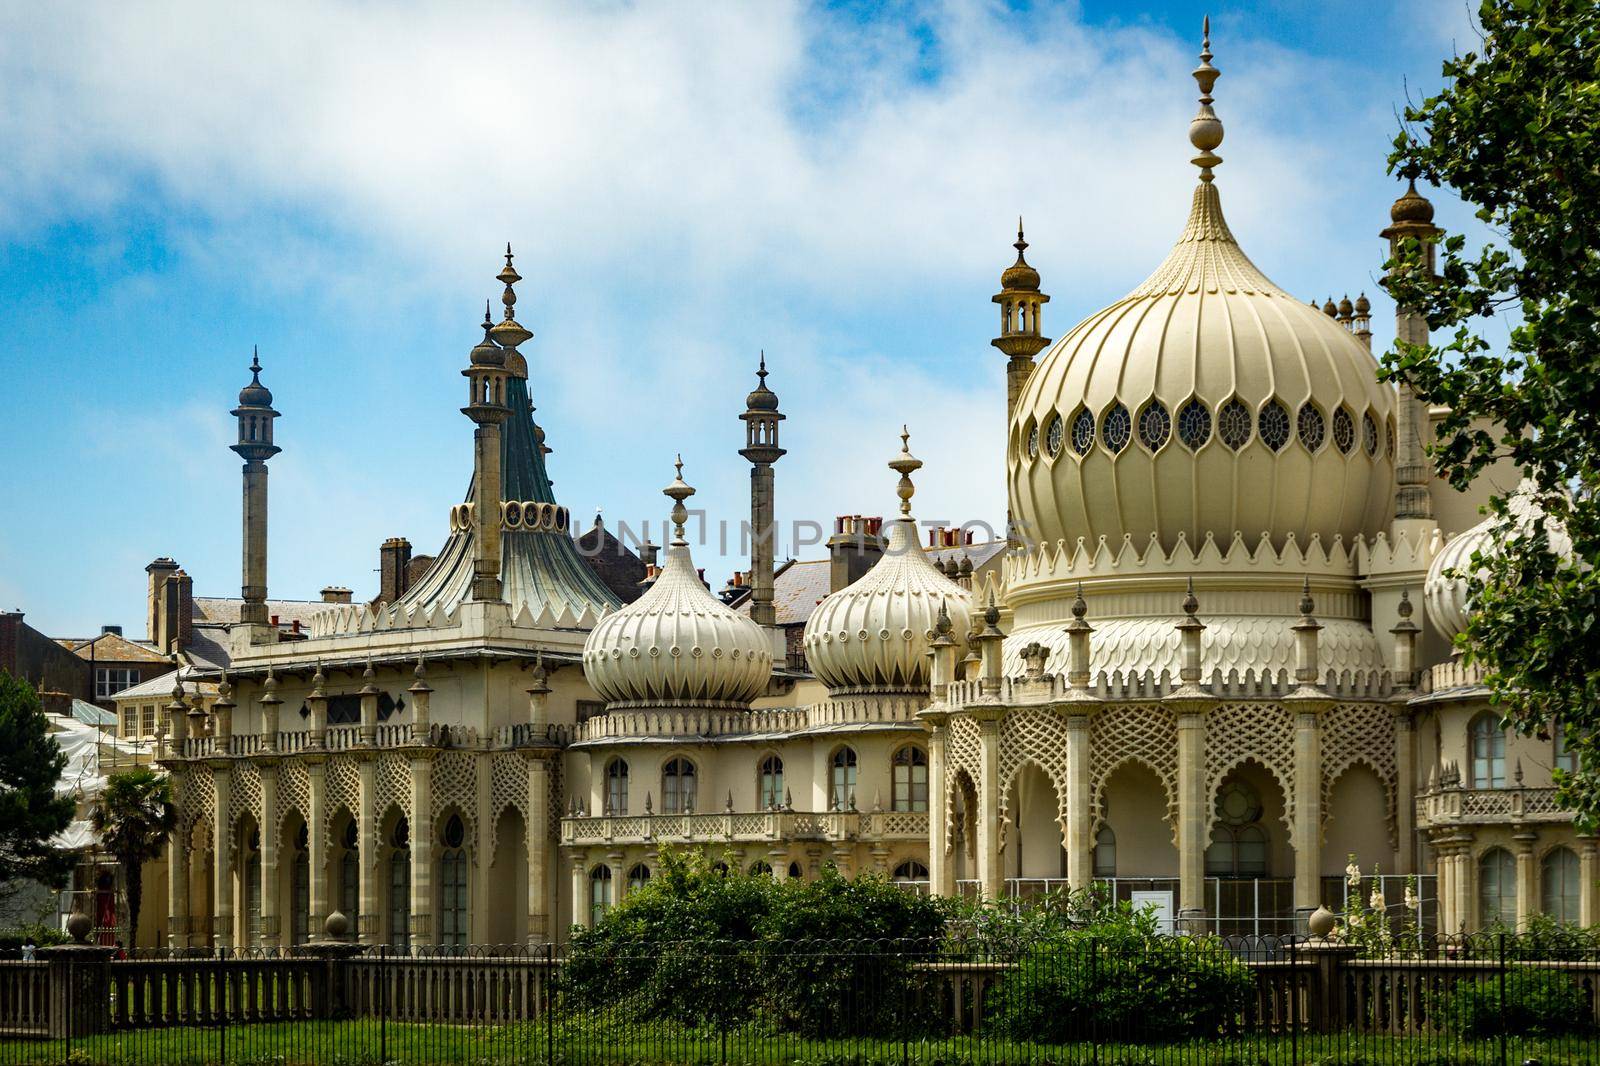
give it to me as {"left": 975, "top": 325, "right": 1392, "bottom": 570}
{"left": 145, "top": 558, "right": 179, "bottom": 645}
{"left": 0, "top": 610, "right": 21, "bottom": 677}
{"left": 378, "top": 537, "right": 413, "bottom": 604}
{"left": 320, "top": 586, "right": 354, "bottom": 604}
{"left": 406, "top": 554, "right": 434, "bottom": 589}
{"left": 167, "top": 570, "right": 193, "bottom": 652}
{"left": 827, "top": 515, "right": 884, "bottom": 593}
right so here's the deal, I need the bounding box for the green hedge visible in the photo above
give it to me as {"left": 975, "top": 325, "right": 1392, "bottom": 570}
{"left": 1431, "top": 966, "right": 1592, "bottom": 1037}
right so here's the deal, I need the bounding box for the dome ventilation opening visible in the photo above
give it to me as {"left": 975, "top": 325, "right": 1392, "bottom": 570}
{"left": 1177, "top": 399, "right": 1212, "bottom": 450}
{"left": 1138, "top": 401, "right": 1171, "bottom": 452}
{"left": 1045, "top": 414, "right": 1064, "bottom": 457}
{"left": 1296, "top": 403, "right": 1325, "bottom": 452}
{"left": 1102, "top": 403, "right": 1132, "bottom": 453}
{"left": 1070, "top": 409, "right": 1094, "bottom": 455}
{"left": 1332, "top": 407, "right": 1355, "bottom": 454}
{"left": 1219, "top": 398, "right": 1252, "bottom": 450}
{"left": 1259, "top": 400, "right": 1290, "bottom": 452}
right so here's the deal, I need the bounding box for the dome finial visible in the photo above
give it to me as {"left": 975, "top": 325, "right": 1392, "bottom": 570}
{"left": 664, "top": 454, "right": 695, "bottom": 544}
{"left": 490, "top": 243, "right": 533, "bottom": 350}
{"left": 1189, "top": 16, "right": 1224, "bottom": 181}
{"left": 1015, "top": 216, "right": 1026, "bottom": 254}
{"left": 250, "top": 345, "right": 261, "bottom": 380}
{"left": 888, "top": 425, "right": 922, "bottom": 517}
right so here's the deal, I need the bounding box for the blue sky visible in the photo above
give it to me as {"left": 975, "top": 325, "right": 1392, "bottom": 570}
{"left": 0, "top": 0, "right": 1489, "bottom": 637}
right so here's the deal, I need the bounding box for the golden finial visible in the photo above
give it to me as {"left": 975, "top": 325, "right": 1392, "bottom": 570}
{"left": 664, "top": 454, "right": 696, "bottom": 544}
{"left": 887, "top": 425, "right": 922, "bottom": 517}
{"left": 1189, "top": 16, "right": 1223, "bottom": 181}
{"left": 490, "top": 243, "right": 533, "bottom": 350}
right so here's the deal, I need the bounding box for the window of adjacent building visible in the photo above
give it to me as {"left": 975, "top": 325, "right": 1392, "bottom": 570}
{"left": 605, "top": 759, "right": 629, "bottom": 815}
{"left": 122, "top": 705, "right": 138, "bottom": 737}
{"left": 758, "top": 755, "right": 784, "bottom": 810}
{"left": 891, "top": 746, "right": 928, "bottom": 812}
{"left": 830, "top": 747, "right": 858, "bottom": 810}
{"left": 96, "top": 668, "right": 138, "bottom": 699}
{"left": 1470, "top": 714, "right": 1506, "bottom": 788}
{"left": 141, "top": 704, "right": 157, "bottom": 736}
{"left": 1555, "top": 727, "right": 1579, "bottom": 776}
{"left": 1478, "top": 847, "right": 1516, "bottom": 928}
{"left": 388, "top": 819, "right": 411, "bottom": 950}
{"left": 439, "top": 815, "right": 468, "bottom": 950}
{"left": 590, "top": 865, "right": 613, "bottom": 926}
{"left": 1541, "top": 847, "right": 1581, "bottom": 924}
{"left": 662, "top": 757, "right": 697, "bottom": 814}
{"left": 340, "top": 819, "right": 359, "bottom": 924}
{"left": 576, "top": 700, "right": 605, "bottom": 724}
{"left": 1093, "top": 825, "right": 1117, "bottom": 878}
{"left": 627, "top": 864, "right": 651, "bottom": 893}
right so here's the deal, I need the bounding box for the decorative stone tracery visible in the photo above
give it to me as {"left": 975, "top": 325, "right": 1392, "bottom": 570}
{"left": 1088, "top": 703, "right": 1178, "bottom": 831}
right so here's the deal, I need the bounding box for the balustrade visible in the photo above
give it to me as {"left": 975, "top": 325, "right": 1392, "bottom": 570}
{"left": 560, "top": 809, "right": 928, "bottom": 846}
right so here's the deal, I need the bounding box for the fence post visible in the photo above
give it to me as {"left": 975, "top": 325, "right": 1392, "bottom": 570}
{"left": 379, "top": 944, "right": 388, "bottom": 1065}
{"left": 302, "top": 913, "right": 365, "bottom": 1020}
{"left": 37, "top": 913, "right": 115, "bottom": 1041}
{"left": 1298, "top": 909, "right": 1356, "bottom": 1034}
{"left": 1288, "top": 937, "right": 1299, "bottom": 1066}
{"left": 546, "top": 942, "right": 555, "bottom": 1066}
{"left": 1498, "top": 932, "right": 1508, "bottom": 1066}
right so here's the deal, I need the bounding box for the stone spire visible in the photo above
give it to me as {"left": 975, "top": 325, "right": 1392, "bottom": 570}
{"left": 231, "top": 347, "right": 281, "bottom": 632}
{"left": 1189, "top": 17, "right": 1223, "bottom": 181}
{"left": 993, "top": 218, "right": 1050, "bottom": 547}
{"left": 888, "top": 426, "right": 921, "bottom": 519}
{"left": 1381, "top": 180, "right": 1443, "bottom": 524}
{"left": 740, "top": 352, "right": 785, "bottom": 629}
{"left": 462, "top": 249, "right": 515, "bottom": 602}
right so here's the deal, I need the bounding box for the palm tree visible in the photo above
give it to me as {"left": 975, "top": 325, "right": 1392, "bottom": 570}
{"left": 90, "top": 768, "right": 176, "bottom": 949}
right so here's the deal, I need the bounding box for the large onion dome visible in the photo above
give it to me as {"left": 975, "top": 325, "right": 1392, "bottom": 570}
{"left": 1007, "top": 29, "right": 1394, "bottom": 557}
{"left": 803, "top": 430, "right": 972, "bottom": 694}
{"left": 582, "top": 459, "right": 772, "bottom": 708}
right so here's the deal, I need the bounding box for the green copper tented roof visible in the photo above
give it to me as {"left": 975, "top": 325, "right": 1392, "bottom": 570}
{"left": 394, "top": 375, "right": 621, "bottom": 627}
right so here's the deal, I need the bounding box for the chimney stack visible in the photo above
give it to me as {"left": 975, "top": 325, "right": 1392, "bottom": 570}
{"left": 145, "top": 558, "right": 179, "bottom": 646}
{"left": 378, "top": 537, "right": 413, "bottom": 604}
{"left": 321, "top": 586, "right": 354, "bottom": 604}
{"left": 827, "top": 515, "right": 884, "bottom": 593}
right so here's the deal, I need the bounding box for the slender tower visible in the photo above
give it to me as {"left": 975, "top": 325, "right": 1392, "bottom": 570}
{"left": 992, "top": 220, "right": 1050, "bottom": 546}
{"left": 740, "top": 353, "right": 785, "bottom": 628}
{"left": 1381, "top": 181, "right": 1442, "bottom": 524}
{"left": 231, "top": 348, "right": 280, "bottom": 631}
{"left": 462, "top": 247, "right": 520, "bottom": 602}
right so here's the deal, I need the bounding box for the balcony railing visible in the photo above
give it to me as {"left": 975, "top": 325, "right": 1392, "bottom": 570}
{"left": 560, "top": 808, "right": 929, "bottom": 847}
{"left": 1417, "top": 784, "right": 1568, "bottom": 826}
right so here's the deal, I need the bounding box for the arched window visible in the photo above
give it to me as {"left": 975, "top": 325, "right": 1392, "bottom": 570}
{"left": 439, "top": 815, "right": 468, "bottom": 950}
{"left": 662, "top": 758, "right": 697, "bottom": 814}
{"left": 1554, "top": 727, "right": 1579, "bottom": 775}
{"left": 1205, "top": 781, "right": 1269, "bottom": 878}
{"left": 748, "top": 860, "right": 773, "bottom": 877}
{"left": 388, "top": 818, "right": 411, "bottom": 950}
{"left": 1478, "top": 848, "right": 1516, "bottom": 928}
{"left": 590, "top": 866, "right": 613, "bottom": 925}
{"left": 787, "top": 862, "right": 803, "bottom": 880}
{"left": 1541, "top": 847, "right": 1581, "bottom": 924}
{"left": 1470, "top": 714, "right": 1506, "bottom": 787}
{"left": 891, "top": 746, "right": 928, "bottom": 812}
{"left": 291, "top": 823, "right": 310, "bottom": 946}
{"left": 892, "top": 860, "right": 929, "bottom": 882}
{"left": 605, "top": 759, "right": 629, "bottom": 815}
{"left": 627, "top": 864, "right": 651, "bottom": 893}
{"left": 758, "top": 755, "right": 785, "bottom": 809}
{"left": 1093, "top": 825, "right": 1117, "bottom": 878}
{"left": 830, "top": 747, "right": 858, "bottom": 810}
{"left": 339, "top": 818, "right": 359, "bottom": 924}
{"left": 243, "top": 827, "right": 262, "bottom": 945}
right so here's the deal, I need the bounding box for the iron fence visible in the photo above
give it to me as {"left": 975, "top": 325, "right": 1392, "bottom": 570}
{"left": 1, "top": 932, "right": 1596, "bottom": 1063}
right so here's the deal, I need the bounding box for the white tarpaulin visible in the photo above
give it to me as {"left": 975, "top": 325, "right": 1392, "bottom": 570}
{"left": 45, "top": 715, "right": 156, "bottom": 852}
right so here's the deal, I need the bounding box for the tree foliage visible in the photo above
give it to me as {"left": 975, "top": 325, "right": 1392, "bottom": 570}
{"left": 0, "top": 670, "right": 73, "bottom": 886}
{"left": 90, "top": 768, "right": 175, "bottom": 947}
{"left": 1382, "top": 0, "right": 1600, "bottom": 823}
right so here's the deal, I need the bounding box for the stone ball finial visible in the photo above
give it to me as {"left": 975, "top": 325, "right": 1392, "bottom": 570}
{"left": 66, "top": 911, "right": 92, "bottom": 944}
{"left": 324, "top": 910, "right": 350, "bottom": 939}
{"left": 1307, "top": 905, "right": 1337, "bottom": 939}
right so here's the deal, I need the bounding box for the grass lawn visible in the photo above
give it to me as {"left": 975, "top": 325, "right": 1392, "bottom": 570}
{"left": 0, "top": 1020, "right": 1590, "bottom": 1065}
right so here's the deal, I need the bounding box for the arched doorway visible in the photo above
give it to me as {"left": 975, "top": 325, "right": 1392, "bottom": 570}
{"left": 488, "top": 807, "right": 527, "bottom": 946}
{"left": 1005, "top": 763, "right": 1064, "bottom": 883}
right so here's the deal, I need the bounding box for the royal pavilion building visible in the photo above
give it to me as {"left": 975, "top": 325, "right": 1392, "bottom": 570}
{"left": 109, "top": 30, "right": 1595, "bottom": 951}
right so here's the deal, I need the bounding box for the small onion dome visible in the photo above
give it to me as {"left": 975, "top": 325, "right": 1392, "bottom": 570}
{"left": 802, "top": 429, "right": 972, "bottom": 694}
{"left": 746, "top": 354, "right": 780, "bottom": 411}
{"left": 238, "top": 348, "right": 273, "bottom": 406}
{"left": 469, "top": 301, "right": 506, "bottom": 368}
{"left": 1000, "top": 220, "right": 1041, "bottom": 292}
{"left": 581, "top": 459, "right": 771, "bottom": 708}
{"left": 1424, "top": 480, "right": 1570, "bottom": 638}
{"left": 1390, "top": 179, "right": 1436, "bottom": 225}
{"left": 1355, "top": 293, "right": 1371, "bottom": 315}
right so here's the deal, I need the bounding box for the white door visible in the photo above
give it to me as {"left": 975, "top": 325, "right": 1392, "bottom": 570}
{"left": 1131, "top": 890, "right": 1175, "bottom": 934}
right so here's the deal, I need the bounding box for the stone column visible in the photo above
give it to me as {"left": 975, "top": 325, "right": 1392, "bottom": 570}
{"left": 1175, "top": 710, "right": 1208, "bottom": 929}
{"left": 473, "top": 753, "right": 493, "bottom": 945}
{"left": 307, "top": 757, "right": 329, "bottom": 937}
{"left": 1456, "top": 841, "right": 1475, "bottom": 932}
{"left": 357, "top": 755, "right": 377, "bottom": 945}
{"left": 923, "top": 711, "right": 952, "bottom": 897}
{"left": 239, "top": 459, "right": 271, "bottom": 626}
{"left": 976, "top": 712, "right": 1003, "bottom": 900}
{"left": 167, "top": 827, "right": 190, "bottom": 950}
{"left": 1434, "top": 840, "right": 1455, "bottom": 933}
{"left": 212, "top": 765, "right": 234, "bottom": 952}
{"left": 1292, "top": 708, "right": 1324, "bottom": 920}
{"left": 1392, "top": 710, "right": 1416, "bottom": 874}
{"left": 608, "top": 851, "right": 626, "bottom": 907}
{"left": 1514, "top": 830, "right": 1537, "bottom": 931}
{"left": 570, "top": 851, "right": 590, "bottom": 929}
{"left": 259, "top": 762, "right": 280, "bottom": 949}
{"left": 526, "top": 757, "right": 550, "bottom": 942}
{"left": 1064, "top": 712, "right": 1091, "bottom": 890}
{"left": 409, "top": 752, "right": 434, "bottom": 948}
{"left": 1579, "top": 836, "right": 1599, "bottom": 927}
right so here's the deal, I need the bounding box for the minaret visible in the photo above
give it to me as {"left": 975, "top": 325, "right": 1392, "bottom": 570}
{"left": 991, "top": 218, "right": 1051, "bottom": 431}
{"left": 739, "top": 353, "right": 785, "bottom": 628}
{"left": 1381, "top": 181, "right": 1442, "bottom": 523}
{"left": 231, "top": 348, "right": 280, "bottom": 632}
{"left": 461, "top": 247, "right": 519, "bottom": 601}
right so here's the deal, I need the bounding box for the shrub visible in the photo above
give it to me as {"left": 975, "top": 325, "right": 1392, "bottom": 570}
{"left": 1431, "top": 966, "right": 1591, "bottom": 1037}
